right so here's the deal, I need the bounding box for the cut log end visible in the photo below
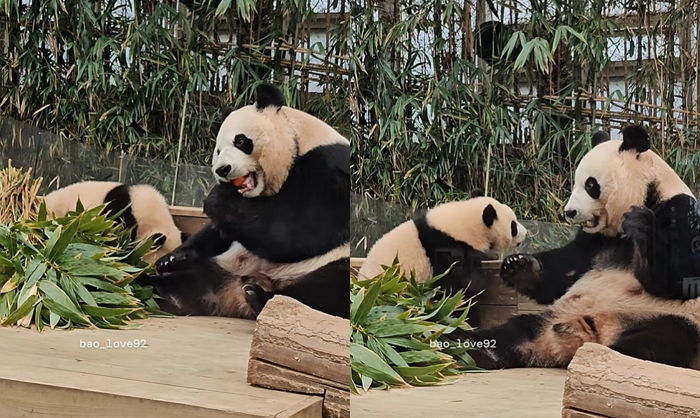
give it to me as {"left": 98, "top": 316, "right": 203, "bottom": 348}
{"left": 247, "top": 295, "right": 350, "bottom": 418}
{"left": 563, "top": 343, "right": 700, "bottom": 418}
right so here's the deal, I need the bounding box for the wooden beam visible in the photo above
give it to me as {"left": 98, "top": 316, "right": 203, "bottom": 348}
{"left": 564, "top": 343, "right": 700, "bottom": 418}
{"left": 247, "top": 296, "right": 350, "bottom": 418}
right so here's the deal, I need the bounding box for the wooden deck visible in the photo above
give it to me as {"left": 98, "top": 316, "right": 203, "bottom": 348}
{"left": 0, "top": 317, "right": 322, "bottom": 418}
{"left": 351, "top": 368, "right": 567, "bottom": 418}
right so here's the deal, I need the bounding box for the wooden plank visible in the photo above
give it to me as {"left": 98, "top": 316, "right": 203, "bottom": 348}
{"left": 352, "top": 368, "right": 566, "bottom": 418}
{"left": 564, "top": 343, "right": 700, "bottom": 418}
{"left": 248, "top": 360, "right": 349, "bottom": 418}
{"left": 0, "top": 317, "right": 323, "bottom": 418}
{"left": 169, "top": 205, "right": 208, "bottom": 237}
{"left": 169, "top": 205, "right": 205, "bottom": 217}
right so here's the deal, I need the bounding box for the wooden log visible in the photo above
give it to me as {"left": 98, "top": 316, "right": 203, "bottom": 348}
{"left": 247, "top": 296, "right": 349, "bottom": 418}
{"left": 562, "top": 408, "right": 609, "bottom": 418}
{"left": 563, "top": 343, "right": 700, "bottom": 418}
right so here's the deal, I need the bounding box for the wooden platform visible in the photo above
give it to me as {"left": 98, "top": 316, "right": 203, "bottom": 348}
{"left": 0, "top": 317, "right": 322, "bottom": 418}
{"left": 351, "top": 368, "right": 566, "bottom": 418}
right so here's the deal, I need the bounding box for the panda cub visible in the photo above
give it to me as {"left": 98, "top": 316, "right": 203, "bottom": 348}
{"left": 44, "top": 181, "right": 185, "bottom": 263}
{"left": 153, "top": 83, "right": 349, "bottom": 319}
{"left": 457, "top": 125, "right": 700, "bottom": 369}
{"left": 359, "top": 197, "right": 527, "bottom": 325}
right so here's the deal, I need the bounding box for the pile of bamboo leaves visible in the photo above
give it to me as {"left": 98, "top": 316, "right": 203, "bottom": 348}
{"left": 0, "top": 164, "right": 162, "bottom": 330}
{"left": 350, "top": 262, "right": 479, "bottom": 391}
{"left": 0, "top": 203, "right": 161, "bottom": 330}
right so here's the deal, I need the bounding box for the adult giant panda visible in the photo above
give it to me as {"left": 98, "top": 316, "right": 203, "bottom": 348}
{"left": 44, "top": 181, "right": 185, "bottom": 263}
{"left": 152, "top": 83, "right": 350, "bottom": 319}
{"left": 358, "top": 197, "right": 527, "bottom": 326}
{"left": 455, "top": 125, "right": 700, "bottom": 369}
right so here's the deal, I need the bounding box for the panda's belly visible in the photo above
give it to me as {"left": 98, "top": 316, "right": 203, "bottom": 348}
{"left": 519, "top": 268, "right": 700, "bottom": 367}
{"left": 215, "top": 241, "right": 349, "bottom": 284}
{"left": 215, "top": 242, "right": 269, "bottom": 276}
{"left": 552, "top": 268, "right": 699, "bottom": 322}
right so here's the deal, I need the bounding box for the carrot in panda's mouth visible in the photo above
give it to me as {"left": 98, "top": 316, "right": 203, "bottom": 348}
{"left": 230, "top": 176, "right": 247, "bottom": 188}
{"left": 230, "top": 173, "right": 257, "bottom": 192}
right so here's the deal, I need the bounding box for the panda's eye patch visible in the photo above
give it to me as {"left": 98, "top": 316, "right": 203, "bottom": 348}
{"left": 584, "top": 177, "right": 600, "bottom": 199}
{"left": 233, "top": 134, "right": 254, "bottom": 154}
{"left": 511, "top": 220, "right": 517, "bottom": 237}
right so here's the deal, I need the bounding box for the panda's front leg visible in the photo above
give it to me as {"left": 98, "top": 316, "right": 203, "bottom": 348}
{"left": 621, "top": 205, "right": 681, "bottom": 299}
{"left": 621, "top": 206, "right": 658, "bottom": 289}
{"left": 500, "top": 231, "right": 601, "bottom": 304}
{"left": 500, "top": 254, "right": 544, "bottom": 297}
{"left": 156, "top": 223, "right": 233, "bottom": 273}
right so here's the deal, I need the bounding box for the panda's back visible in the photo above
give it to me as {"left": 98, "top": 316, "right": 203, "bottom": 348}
{"left": 359, "top": 220, "right": 432, "bottom": 280}
{"left": 127, "top": 184, "right": 182, "bottom": 254}
{"left": 44, "top": 181, "right": 122, "bottom": 217}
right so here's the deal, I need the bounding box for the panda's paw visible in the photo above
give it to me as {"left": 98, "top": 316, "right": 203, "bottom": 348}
{"left": 500, "top": 253, "right": 542, "bottom": 292}
{"left": 155, "top": 248, "right": 198, "bottom": 273}
{"left": 622, "top": 206, "right": 655, "bottom": 243}
{"left": 243, "top": 282, "right": 274, "bottom": 318}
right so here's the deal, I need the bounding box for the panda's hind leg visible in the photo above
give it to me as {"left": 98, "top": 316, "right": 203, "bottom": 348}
{"left": 609, "top": 314, "right": 700, "bottom": 368}
{"left": 242, "top": 281, "right": 274, "bottom": 318}
{"left": 276, "top": 258, "right": 350, "bottom": 318}
{"left": 451, "top": 312, "right": 551, "bottom": 369}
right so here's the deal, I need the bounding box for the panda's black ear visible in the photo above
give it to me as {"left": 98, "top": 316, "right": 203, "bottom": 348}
{"left": 255, "top": 83, "right": 286, "bottom": 110}
{"left": 482, "top": 204, "right": 498, "bottom": 228}
{"left": 471, "top": 188, "right": 484, "bottom": 198}
{"left": 620, "top": 125, "right": 650, "bottom": 153}
{"left": 591, "top": 130, "right": 610, "bottom": 147}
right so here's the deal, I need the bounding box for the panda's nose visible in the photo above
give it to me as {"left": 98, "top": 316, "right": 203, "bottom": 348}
{"left": 215, "top": 165, "right": 232, "bottom": 178}
{"left": 565, "top": 209, "right": 577, "bottom": 218}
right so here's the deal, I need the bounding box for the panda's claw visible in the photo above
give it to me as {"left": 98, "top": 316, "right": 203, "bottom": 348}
{"left": 500, "top": 253, "right": 542, "bottom": 293}
{"left": 243, "top": 282, "right": 273, "bottom": 318}
{"left": 155, "top": 248, "right": 198, "bottom": 274}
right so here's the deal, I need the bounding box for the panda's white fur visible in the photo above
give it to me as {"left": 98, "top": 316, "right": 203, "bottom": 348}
{"left": 44, "top": 181, "right": 183, "bottom": 263}
{"left": 212, "top": 104, "right": 349, "bottom": 197}
{"left": 513, "top": 268, "right": 700, "bottom": 368}
{"left": 359, "top": 197, "right": 527, "bottom": 281}
{"left": 565, "top": 139, "right": 692, "bottom": 236}
{"left": 215, "top": 242, "right": 349, "bottom": 283}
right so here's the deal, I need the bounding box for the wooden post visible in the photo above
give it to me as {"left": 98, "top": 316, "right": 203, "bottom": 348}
{"left": 247, "top": 296, "right": 349, "bottom": 418}
{"left": 563, "top": 343, "right": 700, "bottom": 417}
